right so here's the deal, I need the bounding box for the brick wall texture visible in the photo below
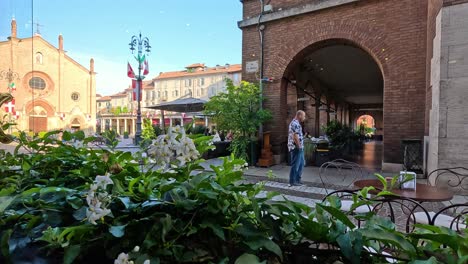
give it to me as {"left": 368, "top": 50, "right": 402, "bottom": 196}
{"left": 240, "top": 0, "right": 452, "bottom": 164}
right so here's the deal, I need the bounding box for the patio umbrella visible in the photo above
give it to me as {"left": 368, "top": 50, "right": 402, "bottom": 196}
{"left": 146, "top": 97, "right": 207, "bottom": 113}
{"left": 146, "top": 96, "right": 207, "bottom": 131}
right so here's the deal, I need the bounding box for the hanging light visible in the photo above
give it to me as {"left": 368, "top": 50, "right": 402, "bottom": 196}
{"left": 319, "top": 105, "right": 327, "bottom": 111}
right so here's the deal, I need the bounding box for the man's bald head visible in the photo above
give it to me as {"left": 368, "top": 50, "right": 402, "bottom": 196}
{"left": 296, "top": 110, "right": 306, "bottom": 122}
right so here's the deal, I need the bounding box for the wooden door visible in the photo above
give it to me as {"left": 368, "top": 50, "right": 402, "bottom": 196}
{"left": 29, "top": 117, "right": 47, "bottom": 133}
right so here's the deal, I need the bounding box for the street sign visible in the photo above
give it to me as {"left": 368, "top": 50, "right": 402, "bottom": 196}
{"left": 246, "top": 61, "right": 259, "bottom": 73}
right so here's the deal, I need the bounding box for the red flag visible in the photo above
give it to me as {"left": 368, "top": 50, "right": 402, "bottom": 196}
{"left": 143, "top": 60, "right": 149, "bottom": 75}
{"left": 127, "top": 62, "right": 135, "bottom": 78}
{"left": 132, "top": 79, "right": 142, "bottom": 101}
{"left": 4, "top": 99, "right": 15, "bottom": 113}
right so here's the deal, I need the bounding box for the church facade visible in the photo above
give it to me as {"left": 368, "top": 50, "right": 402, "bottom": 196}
{"left": 0, "top": 19, "right": 96, "bottom": 134}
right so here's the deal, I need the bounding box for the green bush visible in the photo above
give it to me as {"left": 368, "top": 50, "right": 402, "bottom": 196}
{"left": 204, "top": 80, "right": 271, "bottom": 159}
{"left": 0, "top": 129, "right": 466, "bottom": 263}
{"left": 191, "top": 125, "right": 206, "bottom": 135}
{"left": 38, "top": 131, "right": 48, "bottom": 138}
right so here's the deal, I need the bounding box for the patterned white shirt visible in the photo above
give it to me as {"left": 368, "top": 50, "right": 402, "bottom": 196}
{"left": 288, "top": 118, "right": 303, "bottom": 152}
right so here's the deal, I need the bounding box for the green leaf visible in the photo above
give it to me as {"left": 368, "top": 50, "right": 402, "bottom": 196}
{"left": 0, "top": 196, "right": 16, "bottom": 213}
{"left": 109, "top": 225, "right": 127, "bottom": 238}
{"left": 244, "top": 238, "right": 282, "bottom": 260}
{"left": 317, "top": 204, "right": 356, "bottom": 229}
{"left": 1, "top": 229, "right": 12, "bottom": 259}
{"left": 73, "top": 206, "right": 87, "bottom": 221}
{"left": 200, "top": 222, "right": 225, "bottom": 240}
{"left": 64, "top": 245, "right": 81, "bottom": 264}
{"left": 374, "top": 173, "right": 386, "bottom": 189}
{"left": 160, "top": 215, "right": 172, "bottom": 242}
{"left": 408, "top": 257, "right": 438, "bottom": 264}
{"left": 62, "top": 131, "right": 72, "bottom": 141}
{"left": 234, "top": 253, "right": 265, "bottom": 264}
{"left": 360, "top": 228, "right": 416, "bottom": 254}
{"left": 410, "top": 233, "right": 460, "bottom": 251}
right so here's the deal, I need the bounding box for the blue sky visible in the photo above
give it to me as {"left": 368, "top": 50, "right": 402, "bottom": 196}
{"left": 0, "top": 0, "right": 243, "bottom": 95}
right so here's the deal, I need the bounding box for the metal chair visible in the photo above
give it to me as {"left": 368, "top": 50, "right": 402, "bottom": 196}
{"left": 429, "top": 203, "right": 467, "bottom": 232}
{"left": 427, "top": 167, "right": 468, "bottom": 197}
{"left": 318, "top": 159, "right": 369, "bottom": 195}
{"left": 415, "top": 168, "right": 468, "bottom": 229}
{"left": 371, "top": 196, "right": 431, "bottom": 233}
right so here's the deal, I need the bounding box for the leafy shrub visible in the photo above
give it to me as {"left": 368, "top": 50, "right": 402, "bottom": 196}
{"left": 142, "top": 118, "right": 156, "bottom": 140}
{"left": 204, "top": 80, "right": 271, "bottom": 159}
{"left": 0, "top": 128, "right": 466, "bottom": 263}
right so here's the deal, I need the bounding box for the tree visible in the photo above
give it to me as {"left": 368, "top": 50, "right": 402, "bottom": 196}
{"left": 122, "top": 106, "right": 129, "bottom": 113}
{"left": 142, "top": 118, "right": 156, "bottom": 140}
{"left": 204, "top": 80, "right": 272, "bottom": 159}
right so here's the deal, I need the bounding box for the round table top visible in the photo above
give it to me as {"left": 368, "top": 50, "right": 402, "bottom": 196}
{"left": 354, "top": 179, "right": 454, "bottom": 202}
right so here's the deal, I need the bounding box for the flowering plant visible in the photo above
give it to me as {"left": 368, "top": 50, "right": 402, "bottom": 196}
{"left": 0, "top": 130, "right": 466, "bottom": 263}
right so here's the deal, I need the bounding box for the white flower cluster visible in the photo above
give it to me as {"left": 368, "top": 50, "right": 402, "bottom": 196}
{"left": 233, "top": 162, "right": 249, "bottom": 172}
{"left": 86, "top": 174, "right": 113, "bottom": 225}
{"left": 147, "top": 126, "right": 200, "bottom": 171}
{"left": 114, "top": 246, "right": 150, "bottom": 264}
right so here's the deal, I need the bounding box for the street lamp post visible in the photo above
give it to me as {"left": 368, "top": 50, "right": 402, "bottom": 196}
{"left": 129, "top": 33, "right": 151, "bottom": 145}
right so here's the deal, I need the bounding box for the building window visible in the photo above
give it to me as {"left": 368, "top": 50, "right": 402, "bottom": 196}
{"left": 201, "top": 88, "right": 204, "bottom": 95}
{"left": 71, "top": 92, "right": 80, "bottom": 101}
{"left": 185, "top": 79, "right": 192, "bottom": 87}
{"left": 157, "top": 91, "right": 160, "bottom": 98}
{"left": 164, "top": 91, "right": 168, "bottom": 98}
{"left": 233, "top": 73, "right": 240, "bottom": 83}
{"left": 175, "top": 90, "right": 179, "bottom": 97}
{"left": 200, "top": 78, "right": 205, "bottom": 86}
{"left": 29, "top": 77, "right": 46, "bottom": 90}
{"left": 35, "top": 52, "right": 43, "bottom": 64}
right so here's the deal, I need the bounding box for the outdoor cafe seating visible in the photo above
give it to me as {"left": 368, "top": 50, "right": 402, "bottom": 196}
{"left": 320, "top": 160, "right": 468, "bottom": 233}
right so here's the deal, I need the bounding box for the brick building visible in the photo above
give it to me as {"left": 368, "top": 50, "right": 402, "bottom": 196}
{"left": 0, "top": 19, "right": 96, "bottom": 134}
{"left": 239, "top": 0, "right": 468, "bottom": 171}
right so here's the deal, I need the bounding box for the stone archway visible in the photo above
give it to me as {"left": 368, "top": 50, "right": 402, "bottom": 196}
{"left": 69, "top": 115, "right": 86, "bottom": 130}
{"left": 24, "top": 99, "right": 55, "bottom": 133}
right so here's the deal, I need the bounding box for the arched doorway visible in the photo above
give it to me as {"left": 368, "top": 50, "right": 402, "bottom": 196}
{"left": 29, "top": 106, "right": 48, "bottom": 133}
{"left": 356, "top": 115, "right": 375, "bottom": 136}
{"left": 282, "top": 39, "right": 384, "bottom": 168}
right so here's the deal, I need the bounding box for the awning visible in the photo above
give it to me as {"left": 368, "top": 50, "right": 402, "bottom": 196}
{"left": 146, "top": 96, "right": 207, "bottom": 113}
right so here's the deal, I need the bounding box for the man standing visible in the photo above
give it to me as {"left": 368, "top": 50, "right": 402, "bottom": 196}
{"left": 288, "top": 110, "right": 306, "bottom": 187}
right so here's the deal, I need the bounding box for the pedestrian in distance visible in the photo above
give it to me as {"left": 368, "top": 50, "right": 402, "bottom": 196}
{"left": 287, "top": 110, "right": 306, "bottom": 187}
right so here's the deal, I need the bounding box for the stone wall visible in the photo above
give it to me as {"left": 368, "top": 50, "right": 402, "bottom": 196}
{"left": 429, "top": 2, "right": 468, "bottom": 172}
